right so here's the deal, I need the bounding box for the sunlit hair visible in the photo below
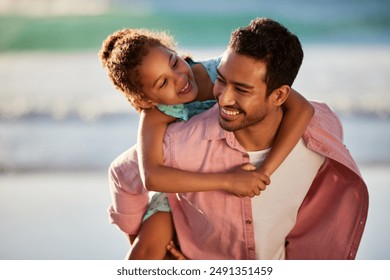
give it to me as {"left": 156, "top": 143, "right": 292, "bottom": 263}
{"left": 229, "top": 18, "right": 304, "bottom": 96}
{"left": 99, "top": 29, "right": 177, "bottom": 111}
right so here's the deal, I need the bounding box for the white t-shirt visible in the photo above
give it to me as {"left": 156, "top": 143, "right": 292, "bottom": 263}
{"left": 248, "top": 139, "right": 325, "bottom": 259}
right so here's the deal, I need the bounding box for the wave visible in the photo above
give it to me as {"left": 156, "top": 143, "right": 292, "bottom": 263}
{"left": 1, "top": 0, "right": 390, "bottom": 52}
{"left": 0, "top": 106, "right": 389, "bottom": 123}
{"left": 1, "top": 46, "right": 390, "bottom": 122}
{"left": 1, "top": 114, "right": 389, "bottom": 173}
{"left": 1, "top": 46, "right": 390, "bottom": 172}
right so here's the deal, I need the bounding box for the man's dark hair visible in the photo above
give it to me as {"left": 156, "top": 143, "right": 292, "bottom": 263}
{"left": 229, "top": 18, "right": 304, "bottom": 95}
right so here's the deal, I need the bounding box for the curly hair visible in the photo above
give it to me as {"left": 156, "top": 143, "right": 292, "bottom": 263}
{"left": 99, "top": 29, "right": 177, "bottom": 111}
{"left": 229, "top": 18, "right": 303, "bottom": 96}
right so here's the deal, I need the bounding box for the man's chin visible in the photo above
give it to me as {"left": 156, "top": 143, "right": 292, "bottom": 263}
{"left": 218, "top": 119, "right": 238, "bottom": 132}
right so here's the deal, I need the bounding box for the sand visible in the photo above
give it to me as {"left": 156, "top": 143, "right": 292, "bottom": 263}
{"left": 0, "top": 165, "right": 389, "bottom": 260}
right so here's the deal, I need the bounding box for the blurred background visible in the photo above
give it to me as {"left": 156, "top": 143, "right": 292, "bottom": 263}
{"left": 0, "top": 0, "right": 389, "bottom": 259}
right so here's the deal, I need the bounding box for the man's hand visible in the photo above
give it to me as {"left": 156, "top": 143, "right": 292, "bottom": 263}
{"left": 166, "top": 241, "right": 187, "bottom": 260}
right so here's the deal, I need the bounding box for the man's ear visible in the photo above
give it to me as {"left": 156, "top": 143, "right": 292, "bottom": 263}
{"left": 270, "top": 85, "right": 290, "bottom": 106}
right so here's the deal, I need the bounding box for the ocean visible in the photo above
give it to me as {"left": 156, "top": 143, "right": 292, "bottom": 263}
{"left": 0, "top": 0, "right": 390, "bottom": 260}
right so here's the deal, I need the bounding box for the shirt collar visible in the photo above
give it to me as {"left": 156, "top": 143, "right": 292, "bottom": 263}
{"left": 203, "top": 105, "right": 246, "bottom": 152}
{"left": 204, "top": 105, "right": 228, "bottom": 140}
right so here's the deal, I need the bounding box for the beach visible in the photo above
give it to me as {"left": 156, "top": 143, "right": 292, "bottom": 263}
{"left": 1, "top": 2, "right": 390, "bottom": 259}
{"left": 0, "top": 171, "right": 126, "bottom": 259}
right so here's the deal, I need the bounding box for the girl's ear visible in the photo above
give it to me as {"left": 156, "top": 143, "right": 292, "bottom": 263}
{"left": 136, "top": 99, "right": 158, "bottom": 109}
{"left": 146, "top": 100, "right": 158, "bottom": 107}
{"left": 270, "top": 85, "right": 290, "bottom": 106}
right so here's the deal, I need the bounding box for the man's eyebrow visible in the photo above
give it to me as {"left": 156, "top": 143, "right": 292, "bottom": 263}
{"left": 152, "top": 53, "right": 174, "bottom": 88}
{"left": 216, "top": 69, "right": 254, "bottom": 89}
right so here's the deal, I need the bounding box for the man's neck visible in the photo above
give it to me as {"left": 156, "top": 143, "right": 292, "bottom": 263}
{"left": 234, "top": 108, "right": 283, "bottom": 151}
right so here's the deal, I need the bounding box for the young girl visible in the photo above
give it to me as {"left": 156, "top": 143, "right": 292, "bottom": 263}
{"left": 99, "top": 29, "right": 314, "bottom": 259}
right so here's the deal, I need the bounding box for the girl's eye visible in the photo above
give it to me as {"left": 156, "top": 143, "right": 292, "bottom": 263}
{"left": 172, "top": 57, "right": 178, "bottom": 68}
{"left": 159, "top": 79, "right": 167, "bottom": 88}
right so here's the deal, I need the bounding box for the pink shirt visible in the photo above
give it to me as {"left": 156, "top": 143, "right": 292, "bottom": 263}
{"left": 108, "top": 102, "right": 368, "bottom": 259}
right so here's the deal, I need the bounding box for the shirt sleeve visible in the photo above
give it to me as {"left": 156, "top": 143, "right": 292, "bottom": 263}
{"left": 107, "top": 145, "right": 149, "bottom": 235}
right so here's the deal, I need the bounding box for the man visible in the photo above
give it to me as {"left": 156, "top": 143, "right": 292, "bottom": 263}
{"left": 108, "top": 18, "right": 368, "bottom": 259}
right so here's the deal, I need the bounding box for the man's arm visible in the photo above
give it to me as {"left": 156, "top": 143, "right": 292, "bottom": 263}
{"left": 107, "top": 145, "right": 150, "bottom": 251}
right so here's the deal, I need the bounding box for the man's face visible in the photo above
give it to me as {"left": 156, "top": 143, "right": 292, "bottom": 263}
{"left": 213, "top": 49, "right": 272, "bottom": 132}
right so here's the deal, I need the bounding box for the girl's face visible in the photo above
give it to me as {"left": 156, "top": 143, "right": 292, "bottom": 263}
{"left": 138, "top": 46, "right": 199, "bottom": 105}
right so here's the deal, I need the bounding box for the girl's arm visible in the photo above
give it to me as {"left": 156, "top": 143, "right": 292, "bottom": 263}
{"left": 257, "top": 88, "right": 314, "bottom": 178}
{"left": 137, "top": 108, "right": 266, "bottom": 196}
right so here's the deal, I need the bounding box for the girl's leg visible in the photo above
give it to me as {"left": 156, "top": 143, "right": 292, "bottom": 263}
{"left": 129, "top": 211, "right": 174, "bottom": 260}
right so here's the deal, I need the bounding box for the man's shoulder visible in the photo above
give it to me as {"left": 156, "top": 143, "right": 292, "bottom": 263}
{"left": 307, "top": 101, "right": 343, "bottom": 140}
{"left": 166, "top": 104, "right": 220, "bottom": 138}
{"left": 304, "top": 101, "right": 363, "bottom": 177}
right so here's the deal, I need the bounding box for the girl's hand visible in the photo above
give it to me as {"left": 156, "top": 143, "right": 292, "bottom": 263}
{"left": 225, "top": 164, "right": 270, "bottom": 198}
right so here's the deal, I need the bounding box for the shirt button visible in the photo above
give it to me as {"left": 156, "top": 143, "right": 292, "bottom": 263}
{"left": 246, "top": 219, "right": 252, "bottom": 224}
{"left": 248, "top": 246, "right": 255, "bottom": 251}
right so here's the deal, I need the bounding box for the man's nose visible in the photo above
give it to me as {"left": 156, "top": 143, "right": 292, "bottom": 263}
{"left": 217, "top": 86, "right": 235, "bottom": 106}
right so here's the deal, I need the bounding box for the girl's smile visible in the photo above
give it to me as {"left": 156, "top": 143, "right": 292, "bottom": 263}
{"left": 138, "top": 46, "right": 199, "bottom": 105}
